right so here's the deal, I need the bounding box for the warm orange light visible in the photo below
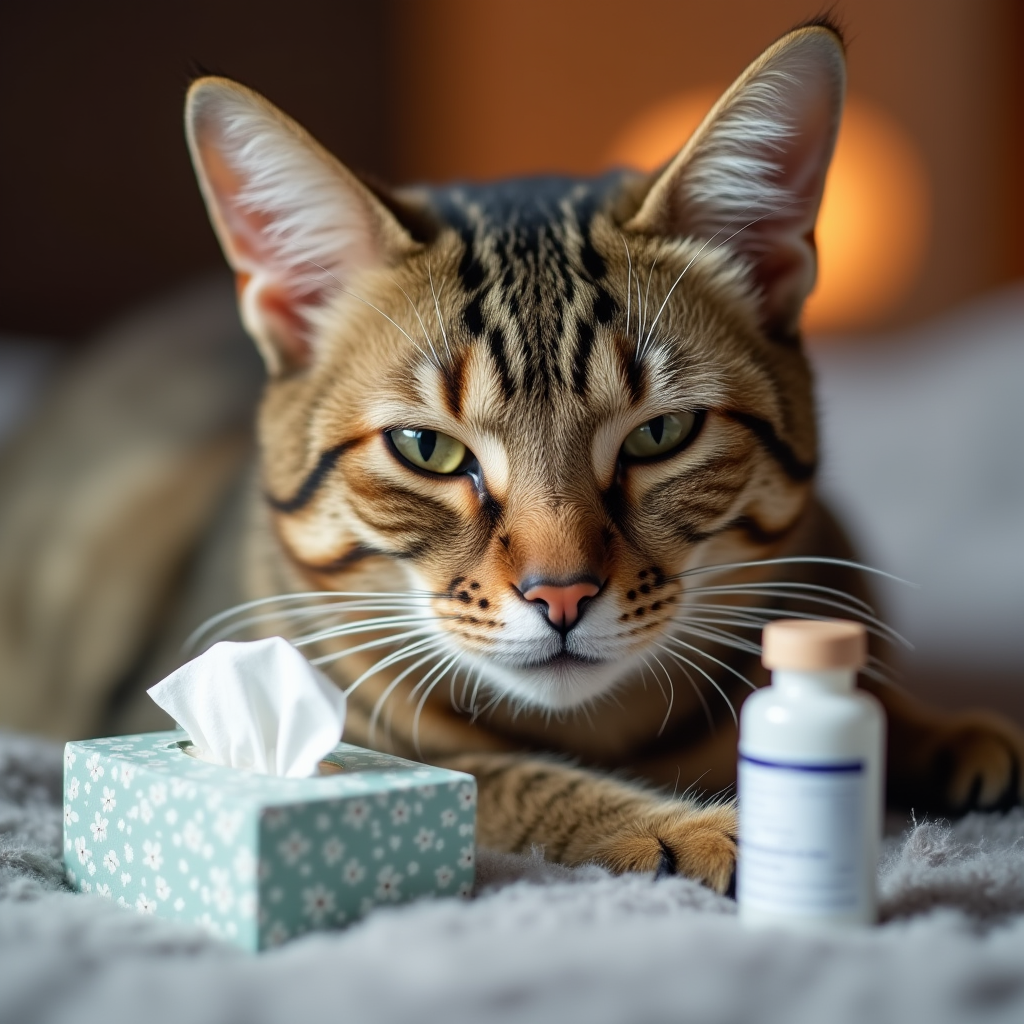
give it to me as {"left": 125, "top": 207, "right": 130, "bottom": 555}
{"left": 606, "top": 91, "right": 930, "bottom": 336}
{"left": 606, "top": 88, "right": 724, "bottom": 178}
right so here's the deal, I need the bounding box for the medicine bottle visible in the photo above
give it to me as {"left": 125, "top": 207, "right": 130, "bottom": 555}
{"left": 737, "top": 619, "right": 885, "bottom": 926}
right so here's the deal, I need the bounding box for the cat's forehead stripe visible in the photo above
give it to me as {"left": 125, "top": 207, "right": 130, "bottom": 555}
{"left": 425, "top": 175, "right": 625, "bottom": 402}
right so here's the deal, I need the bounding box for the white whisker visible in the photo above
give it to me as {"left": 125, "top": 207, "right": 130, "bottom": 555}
{"left": 367, "top": 643, "right": 449, "bottom": 745}
{"left": 205, "top": 600, "right": 434, "bottom": 646}
{"left": 641, "top": 201, "right": 802, "bottom": 352}
{"left": 673, "top": 555, "right": 916, "bottom": 587}
{"left": 664, "top": 634, "right": 758, "bottom": 694}
{"left": 635, "top": 257, "right": 644, "bottom": 349}
{"left": 292, "top": 614, "right": 445, "bottom": 648}
{"left": 657, "top": 646, "right": 716, "bottom": 736}
{"left": 640, "top": 255, "right": 660, "bottom": 352}
{"left": 427, "top": 259, "right": 453, "bottom": 361}
{"left": 678, "top": 615, "right": 896, "bottom": 683}
{"left": 470, "top": 684, "right": 504, "bottom": 724}
{"left": 185, "top": 589, "right": 437, "bottom": 653}
{"left": 861, "top": 663, "right": 898, "bottom": 688}
{"left": 638, "top": 656, "right": 650, "bottom": 692}
{"left": 468, "top": 668, "right": 485, "bottom": 717}
{"left": 646, "top": 654, "right": 668, "bottom": 703}
{"left": 656, "top": 643, "right": 738, "bottom": 726}
{"left": 412, "top": 651, "right": 462, "bottom": 757}
{"left": 310, "top": 627, "right": 440, "bottom": 668}
{"left": 394, "top": 280, "right": 443, "bottom": 367}
{"left": 685, "top": 588, "right": 906, "bottom": 646}
{"left": 620, "top": 236, "right": 633, "bottom": 341}
{"left": 647, "top": 650, "right": 676, "bottom": 737}
{"left": 343, "top": 635, "right": 448, "bottom": 697}
{"left": 304, "top": 258, "right": 428, "bottom": 357}
{"left": 687, "top": 584, "right": 875, "bottom": 620}
{"left": 459, "top": 664, "right": 476, "bottom": 713}
{"left": 674, "top": 621, "right": 763, "bottom": 656}
{"left": 641, "top": 234, "right": 713, "bottom": 356}
{"left": 408, "top": 648, "right": 453, "bottom": 701}
{"left": 448, "top": 660, "right": 463, "bottom": 715}
{"left": 685, "top": 579, "right": 877, "bottom": 616}
{"left": 682, "top": 599, "right": 908, "bottom": 649}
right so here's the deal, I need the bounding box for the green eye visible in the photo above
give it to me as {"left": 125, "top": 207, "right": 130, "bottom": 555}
{"left": 389, "top": 428, "right": 468, "bottom": 474}
{"left": 621, "top": 412, "right": 698, "bottom": 460}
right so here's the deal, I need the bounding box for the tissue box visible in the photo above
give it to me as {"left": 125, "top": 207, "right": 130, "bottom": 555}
{"left": 63, "top": 731, "right": 476, "bottom": 950}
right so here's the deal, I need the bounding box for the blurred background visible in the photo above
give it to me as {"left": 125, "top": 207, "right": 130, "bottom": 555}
{"left": 3, "top": 0, "right": 1021, "bottom": 339}
{"left": 0, "top": 0, "right": 1021, "bottom": 737}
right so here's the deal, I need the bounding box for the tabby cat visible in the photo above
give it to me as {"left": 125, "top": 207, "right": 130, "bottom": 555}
{"left": 180, "top": 20, "right": 1024, "bottom": 891}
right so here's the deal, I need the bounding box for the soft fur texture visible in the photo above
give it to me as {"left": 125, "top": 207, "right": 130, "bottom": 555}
{"left": 179, "top": 21, "right": 1024, "bottom": 886}
{"left": 2, "top": 22, "right": 1024, "bottom": 895}
{"left": 5, "top": 729, "right": 1024, "bottom": 1024}
{"left": 177, "top": 21, "right": 1024, "bottom": 879}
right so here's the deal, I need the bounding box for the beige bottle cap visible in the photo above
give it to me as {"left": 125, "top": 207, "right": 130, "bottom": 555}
{"left": 762, "top": 619, "right": 867, "bottom": 670}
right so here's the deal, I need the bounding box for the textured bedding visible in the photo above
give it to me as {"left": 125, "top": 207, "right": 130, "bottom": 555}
{"left": 4, "top": 729, "right": 1024, "bottom": 1024}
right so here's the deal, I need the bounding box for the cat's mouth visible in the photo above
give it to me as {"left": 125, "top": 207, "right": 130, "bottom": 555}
{"left": 470, "top": 644, "right": 636, "bottom": 712}
{"left": 524, "top": 651, "right": 605, "bottom": 670}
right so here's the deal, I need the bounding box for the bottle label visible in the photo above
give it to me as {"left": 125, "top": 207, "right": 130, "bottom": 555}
{"left": 737, "top": 753, "right": 866, "bottom": 916}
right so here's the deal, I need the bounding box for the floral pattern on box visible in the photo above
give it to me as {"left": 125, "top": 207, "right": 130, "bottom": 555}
{"left": 63, "top": 731, "right": 476, "bottom": 950}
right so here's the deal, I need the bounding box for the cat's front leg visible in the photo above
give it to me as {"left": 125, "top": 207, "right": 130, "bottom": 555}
{"left": 440, "top": 753, "right": 736, "bottom": 893}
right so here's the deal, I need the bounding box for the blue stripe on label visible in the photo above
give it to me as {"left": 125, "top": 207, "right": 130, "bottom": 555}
{"left": 739, "top": 754, "right": 864, "bottom": 773}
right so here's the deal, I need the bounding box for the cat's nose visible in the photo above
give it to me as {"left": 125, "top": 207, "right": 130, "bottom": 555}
{"left": 519, "top": 577, "right": 601, "bottom": 632}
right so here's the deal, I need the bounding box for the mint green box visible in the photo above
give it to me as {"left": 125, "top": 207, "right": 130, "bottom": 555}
{"left": 63, "top": 731, "right": 476, "bottom": 950}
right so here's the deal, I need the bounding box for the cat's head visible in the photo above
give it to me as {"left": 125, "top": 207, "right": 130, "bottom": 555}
{"left": 186, "top": 24, "right": 844, "bottom": 711}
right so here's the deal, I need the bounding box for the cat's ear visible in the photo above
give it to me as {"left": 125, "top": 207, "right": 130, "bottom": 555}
{"left": 625, "top": 24, "right": 845, "bottom": 340}
{"left": 186, "top": 78, "right": 415, "bottom": 375}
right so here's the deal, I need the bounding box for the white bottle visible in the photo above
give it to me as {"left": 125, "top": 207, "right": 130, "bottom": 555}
{"left": 737, "top": 619, "right": 885, "bottom": 927}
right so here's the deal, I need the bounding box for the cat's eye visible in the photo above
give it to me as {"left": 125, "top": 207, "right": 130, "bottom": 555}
{"left": 389, "top": 428, "right": 468, "bottom": 475}
{"left": 621, "top": 412, "right": 699, "bottom": 461}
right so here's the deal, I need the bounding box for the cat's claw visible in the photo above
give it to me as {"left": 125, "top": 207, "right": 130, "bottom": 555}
{"left": 928, "top": 713, "right": 1024, "bottom": 813}
{"left": 589, "top": 804, "right": 737, "bottom": 893}
{"left": 653, "top": 839, "right": 676, "bottom": 879}
{"left": 724, "top": 865, "right": 737, "bottom": 900}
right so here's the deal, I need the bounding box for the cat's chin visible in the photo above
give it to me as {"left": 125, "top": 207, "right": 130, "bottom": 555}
{"left": 469, "top": 651, "right": 636, "bottom": 712}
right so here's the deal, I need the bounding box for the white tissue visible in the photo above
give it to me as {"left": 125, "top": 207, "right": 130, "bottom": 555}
{"left": 147, "top": 637, "right": 346, "bottom": 778}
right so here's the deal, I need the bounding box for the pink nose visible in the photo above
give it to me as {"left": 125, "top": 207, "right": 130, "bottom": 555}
{"left": 521, "top": 580, "right": 600, "bottom": 630}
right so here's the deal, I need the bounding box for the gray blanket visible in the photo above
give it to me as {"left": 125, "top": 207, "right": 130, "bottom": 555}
{"left": 3, "top": 731, "right": 1024, "bottom": 1024}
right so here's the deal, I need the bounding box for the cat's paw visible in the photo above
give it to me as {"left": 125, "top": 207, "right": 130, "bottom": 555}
{"left": 925, "top": 712, "right": 1024, "bottom": 813}
{"left": 587, "top": 803, "right": 737, "bottom": 893}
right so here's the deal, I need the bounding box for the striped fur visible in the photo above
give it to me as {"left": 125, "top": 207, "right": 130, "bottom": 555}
{"left": 184, "top": 22, "right": 1024, "bottom": 889}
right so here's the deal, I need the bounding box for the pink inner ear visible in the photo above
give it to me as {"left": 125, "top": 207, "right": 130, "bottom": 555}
{"left": 198, "top": 141, "right": 320, "bottom": 371}
{"left": 241, "top": 276, "right": 314, "bottom": 371}
{"left": 192, "top": 108, "right": 360, "bottom": 373}
{"left": 187, "top": 80, "right": 416, "bottom": 375}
